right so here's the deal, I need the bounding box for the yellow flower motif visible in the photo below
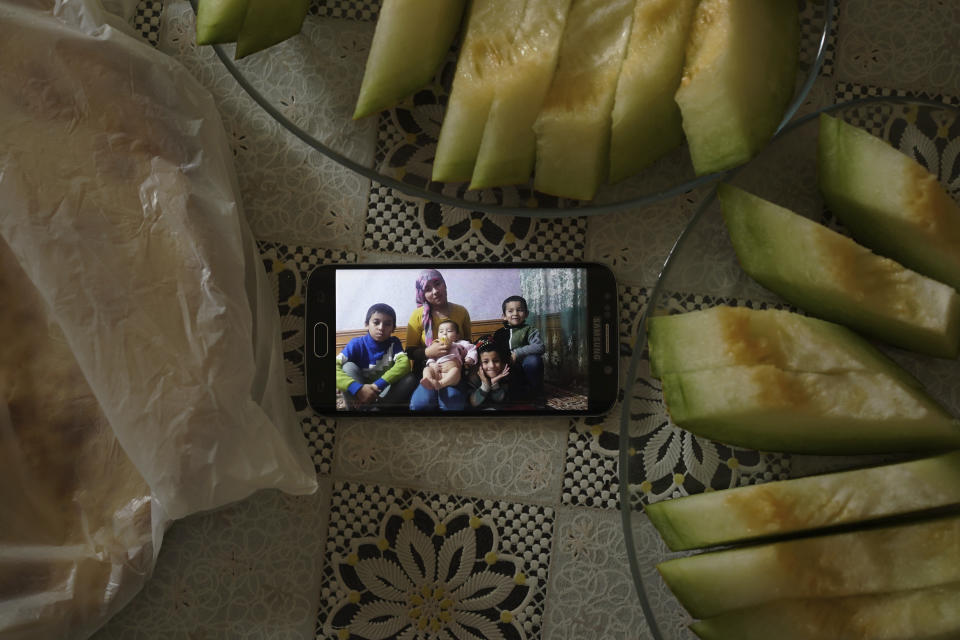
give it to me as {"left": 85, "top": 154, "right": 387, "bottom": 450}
{"left": 434, "top": 523, "right": 447, "bottom": 536}
{"left": 471, "top": 218, "right": 483, "bottom": 230}
{"left": 628, "top": 447, "right": 637, "bottom": 456}
{"left": 673, "top": 473, "right": 685, "bottom": 485}
{"left": 287, "top": 293, "right": 302, "bottom": 307}
{"left": 410, "top": 594, "right": 423, "bottom": 606}
{"left": 469, "top": 516, "right": 483, "bottom": 529}
{"left": 272, "top": 258, "right": 286, "bottom": 272}
{"left": 437, "top": 225, "right": 450, "bottom": 238}
{"left": 409, "top": 607, "right": 421, "bottom": 619}
{"left": 727, "top": 456, "right": 740, "bottom": 469}
{"left": 938, "top": 123, "right": 951, "bottom": 138}
{"left": 639, "top": 480, "right": 653, "bottom": 494}
{"left": 514, "top": 573, "right": 526, "bottom": 585}
{"left": 338, "top": 629, "right": 350, "bottom": 640}
{"left": 402, "top": 508, "right": 415, "bottom": 521}
{"left": 395, "top": 168, "right": 407, "bottom": 180}
{"left": 590, "top": 424, "right": 603, "bottom": 437}
{"left": 905, "top": 105, "right": 918, "bottom": 124}
{"left": 433, "top": 587, "right": 445, "bottom": 599}
{"left": 500, "top": 611, "right": 514, "bottom": 623}
{"left": 503, "top": 231, "right": 516, "bottom": 244}
{"left": 377, "top": 538, "right": 390, "bottom": 551}
{"left": 406, "top": 132, "right": 417, "bottom": 144}
{"left": 440, "top": 598, "right": 453, "bottom": 609}
{"left": 485, "top": 551, "right": 498, "bottom": 565}
{"left": 348, "top": 590, "right": 361, "bottom": 604}
{"left": 346, "top": 553, "right": 358, "bottom": 566}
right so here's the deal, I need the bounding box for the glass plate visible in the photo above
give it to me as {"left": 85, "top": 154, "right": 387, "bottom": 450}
{"left": 618, "top": 96, "right": 960, "bottom": 639}
{"left": 194, "top": 0, "right": 834, "bottom": 217}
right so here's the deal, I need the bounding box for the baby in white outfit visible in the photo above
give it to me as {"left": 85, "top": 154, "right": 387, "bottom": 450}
{"left": 421, "top": 320, "right": 477, "bottom": 390}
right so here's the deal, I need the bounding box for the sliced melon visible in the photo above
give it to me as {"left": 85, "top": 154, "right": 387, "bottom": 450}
{"left": 661, "top": 364, "right": 960, "bottom": 454}
{"left": 819, "top": 113, "right": 960, "bottom": 291}
{"left": 658, "top": 514, "right": 960, "bottom": 619}
{"left": 690, "top": 583, "right": 960, "bottom": 640}
{"left": 646, "top": 451, "right": 960, "bottom": 551}
{"left": 608, "top": 0, "right": 698, "bottom": 183}
{"left": 196, "top": 0, "right": 249, "bottom": 45}
{"left": 234, "top": 0, "right": 310, "bottom": 59}
{"left": 431, "top": 0, "right": 526, "bottom": 183}
{"left": 468, "top": 0, "right": 572, "bottom": 189}
{"left": 719, "top": 183, "right": 960, "bottom": 358}
{"left": 647, "top": 306, "right": 923, "bottom": 390}
{"left": 675, "top": 0, "right": 799, "bottom": 175}
{"left": 531, "top": 0, "right": 635, "bottom": 200}
{"left": 353, "top": 0, "right": 467, "bottom": 119}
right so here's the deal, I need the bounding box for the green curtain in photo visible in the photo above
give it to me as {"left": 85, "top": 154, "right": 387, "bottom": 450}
{"left": 520, "top": 268, "right": 588, "bottom": 390}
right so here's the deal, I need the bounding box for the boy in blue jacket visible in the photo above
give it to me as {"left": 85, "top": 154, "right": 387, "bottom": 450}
{"left": 336, "top": 303, "right": 417, "bottom": 409}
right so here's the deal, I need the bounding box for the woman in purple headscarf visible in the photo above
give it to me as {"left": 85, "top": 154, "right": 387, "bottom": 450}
{"left": 407, "top": 269, "right": 472, "bottom": 411}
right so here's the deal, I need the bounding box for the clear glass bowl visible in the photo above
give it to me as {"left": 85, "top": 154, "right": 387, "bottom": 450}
{"left": 618, "top": 96, "right": 960, "bottom": 639}
{"left": 195, "top": 0, "right": 834, "bottom": 217}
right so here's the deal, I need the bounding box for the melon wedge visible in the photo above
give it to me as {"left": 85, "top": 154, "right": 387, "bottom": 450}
{"left": 647, "top": 306, "right": 923, "bottom": 391}
{"left": 646, "top": 451, "right": 960, "bottom": 551}
{"left": 468, "top": 0, "right": 572, "bottom": 189}
{"left": 690, "top": 584, "right": 960, "bottom": 640}
{"left": 719, "top": 183, "right": 960, "bottom": 358}
{"left": 608, "top": 0, "right": 697, "bottom": 183}
{"left": 675, "top": 0, "right": 799, "bottom": 175}
{"left": 353, "top": 0, "right": 467, "bottom": 119}
{"left": 234, "top": 0, "right": 310, "bottom": 59}
{"left": 658, "top": 514, "right": 960, "bottom": 619}
{"left": 196, "top": 0, "right": 249, "bottom": 45}
{"left": 660, "top": 364, "right": 960, "bottom": 454}
{"left": 819, "top": 113, "right": 960, "bottom": 291}
{"left": 431, "top": 0, "right": 526, "bottom": 183}
{"left": 532, "top": 0, "right": 635, "bottom": 200}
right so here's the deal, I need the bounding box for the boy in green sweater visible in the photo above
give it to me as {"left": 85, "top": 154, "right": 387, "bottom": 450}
{"left": 493, "top": 295, "right": 546, "bottom": 407}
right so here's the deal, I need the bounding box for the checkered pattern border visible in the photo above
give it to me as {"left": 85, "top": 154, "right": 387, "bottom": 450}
{"left": 301, "top": 413, "right": 336, "bottom": 475}
{"left": 799, "top": 0, "right": 839, "bottom": 77}
{"left": 309, "top": 0, "right": 379, "bottom": 22}
{"left": 617, "top": 284, "right": 650, "bottom": 358}
{"left": 364, "top": 184, "right": 588, "bottom": 262}
{"left": 133, "top": 0, "right": 164, "bottom": 46}
{"left": 316, "top": 482, "right": 554, "bottom": 640}
{"left": 834, "top": 82, "right": 960, "bottom": 108}
{"left": 563, "top": 426, "right": 621, "bottom": 511}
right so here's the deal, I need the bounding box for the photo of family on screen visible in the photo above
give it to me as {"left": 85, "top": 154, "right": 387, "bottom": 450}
{"left": 334, "top": 267, "right": 590, "bottom": 412}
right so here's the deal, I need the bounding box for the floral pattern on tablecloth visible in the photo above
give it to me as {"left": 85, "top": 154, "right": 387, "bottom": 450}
{"left": 318, "top": 484, "right": 553, "bottom": 640}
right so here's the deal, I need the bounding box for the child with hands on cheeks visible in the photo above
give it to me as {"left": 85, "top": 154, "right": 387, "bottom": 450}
{"left": 336, "top": 303, "right": 417, "bottom": 409}
{"left": 468, "top": 335, "right": 512, "bottom": 409}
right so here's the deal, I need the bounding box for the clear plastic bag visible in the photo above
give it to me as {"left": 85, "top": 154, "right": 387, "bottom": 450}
{"left": 0, "top": 0, "right": 318, "bottom": 635}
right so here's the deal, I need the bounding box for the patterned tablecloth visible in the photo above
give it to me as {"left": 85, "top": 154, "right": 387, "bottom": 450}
{"left": 92, "top": 1, "right": 960, "bottom": 638}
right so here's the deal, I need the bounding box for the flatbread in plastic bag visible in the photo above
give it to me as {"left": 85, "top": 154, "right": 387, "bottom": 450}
{"left": 0, "top": 0, "right": 317, "bottom": 522}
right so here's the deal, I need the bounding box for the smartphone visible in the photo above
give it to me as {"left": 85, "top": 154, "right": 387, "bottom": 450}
{"left": 305, "top": 262, "right": 619, "bottom": 416}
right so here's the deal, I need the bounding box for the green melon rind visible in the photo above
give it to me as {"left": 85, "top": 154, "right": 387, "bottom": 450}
{"left": 646, "top": 306, "right": 924, "bottom": 391}
{"left": 657, "top": 514, "right": 960, "bottom": 619}
{"left": 431, "top": 0, "right": 527, "bottom": 183}
{"left": 661, "top": 365, "right": 960, "bottom": 455}
{"left": 818, "top": 113, "right": 960, "bottom": 292}
{"left": 645, "top": 451, "right": 960, "bottom": 551}
{"left": 675, "top": 0, "right": 799, "bottom": 176}
{"left": 195, "top": 0, "right": 249, "bottom": 45}
{"left": 689, "top": 584, "right": 960, "bottom": 640}
{"left": 468, "top": 0, "right": 572, "bottom": 190}
{"left": 608, "top": 0, "right": 698, "bottom": 184}
{"left": 532, "top": 0, "right": 635, "bottom": 200}
{"left": 353, "top": 0, "right": 467, "bottom": 119}
{"left": 718, "top": 183, "right": 960, "bottom": 358}
{"left": 234, "top": 0, "right": 310, "bottom": 59}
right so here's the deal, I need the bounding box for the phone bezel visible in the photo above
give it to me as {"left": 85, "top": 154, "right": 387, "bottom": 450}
{"left": 305, "top": 262, "right": 619, "bottom": 417}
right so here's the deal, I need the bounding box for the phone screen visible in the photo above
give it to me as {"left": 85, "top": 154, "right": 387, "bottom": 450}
{"left": 305, "top": 263, "right": 618, "bottom": 416}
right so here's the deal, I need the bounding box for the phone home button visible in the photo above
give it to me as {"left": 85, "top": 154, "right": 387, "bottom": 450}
{"left": 313, "top": 322, "right": 329, "bottom": 358}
